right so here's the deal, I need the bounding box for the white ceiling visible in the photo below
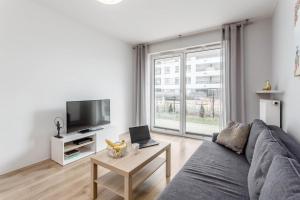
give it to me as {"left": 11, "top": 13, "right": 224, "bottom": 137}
{"left": 36, "top": 0, "right": 278, "bottom": 44}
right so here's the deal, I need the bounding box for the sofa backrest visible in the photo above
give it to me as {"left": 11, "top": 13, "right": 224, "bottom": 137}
{"left": 269, "top": 125, "right": 300, "bottom": 162}
{"left": 245, "top": 119, "right": 269, "bottom": 164}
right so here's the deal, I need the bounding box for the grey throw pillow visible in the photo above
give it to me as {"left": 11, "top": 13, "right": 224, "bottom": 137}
{"left": 260, "top": 156, "right": 300, "bottom": 200}
{"left": 216, "top": 121, "right": 250, "bottom": 154}
{"left": 248, "top": 129, "right": 289, "bottom": 200}
{"left": 245, "top": 119, "right": 269, "bottom": 164}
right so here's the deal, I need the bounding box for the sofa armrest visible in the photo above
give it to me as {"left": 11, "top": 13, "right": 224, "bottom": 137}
{"left": 212, "top": 132, "right": 219, "bottom": 142}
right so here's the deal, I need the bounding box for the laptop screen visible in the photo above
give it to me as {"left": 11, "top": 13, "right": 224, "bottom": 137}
{"left": 129, "top": 125, "right": 151, "bottom": 143}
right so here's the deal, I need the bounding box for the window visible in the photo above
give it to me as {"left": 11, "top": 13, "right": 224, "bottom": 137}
{"left": 165, "top": 67, "right": 171, "bottom": 74}
{"left": 196, "top": 64, "right": 206, "bottom": 72}
{"left": 164, "top": 78, "right": 172, "bottom": 85}
{"left": 175, "top": 77, "right": 180, "bottom": 85}
{"left": 151, "top": 44, "right": 222, "bottom": 137}
{"left": 155, "top": 78, "right": 161, "bottom": 85}
{"left": 186, "top": 65, "right": 191, "bottom": 73}
{"left": 196, "top": 76, "right": 211, "bottom": 84}
{"left": 211, "top": 76, "right": 220, "bottom": 83}
{"left": 155, "top": 67, "right": 161, "bottom": 75}
{"left": 186, "top": 77, "right": 191, "bottom": 84}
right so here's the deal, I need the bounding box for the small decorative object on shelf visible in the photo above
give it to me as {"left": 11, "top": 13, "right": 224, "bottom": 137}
{"left": 105, "top": 139, "right": 127, "bottom": 158}
{"left": 263, "top": 80, "right": 272, "bottom": 91}
{"left": 54, "top": 117, "right": 64, "bottom": 138}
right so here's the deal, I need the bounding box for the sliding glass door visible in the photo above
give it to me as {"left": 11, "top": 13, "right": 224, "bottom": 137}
{"left": 151, "top": 44, "right": 222, "bottom": 137}
{"left": 152, "top": 55, "right": 182, "bottom": 133}
{"left": 185, "top": 49, "right": 221, "bottom": 136}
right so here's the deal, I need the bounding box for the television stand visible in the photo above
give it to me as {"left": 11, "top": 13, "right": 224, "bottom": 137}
{"left": 51, "top": 125, "right": 117, "bottom": 166}
{"left": 51, "top": 132, "right": 96, "bottom": 166}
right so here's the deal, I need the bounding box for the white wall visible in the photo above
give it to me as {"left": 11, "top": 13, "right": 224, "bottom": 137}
{"left": 148, "top": 30, "right": 221, "bottom": 53}
{"left": 148, "top": 19, "right": 273, "bottom": 124}
{"left": 244, "top": 18, "right": 273, "bottom": 122}
{"left": 0, "top": 0, "right": 133, "bottom": 175}
{"left": 272, "top": 0, "right": 300, "bottom": 142}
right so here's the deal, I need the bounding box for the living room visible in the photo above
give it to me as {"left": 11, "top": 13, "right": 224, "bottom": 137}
{"left": 0, "top": 0, "right": 299, "bottom": 199}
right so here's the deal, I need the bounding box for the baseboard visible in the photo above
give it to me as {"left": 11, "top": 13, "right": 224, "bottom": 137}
{"left": 0, "top": 159, "right": 51, "bottom": 176}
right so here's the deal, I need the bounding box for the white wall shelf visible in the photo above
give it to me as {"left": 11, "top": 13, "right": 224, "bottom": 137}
{"left": 256, "top": 90, "right": 283, "bottom": 94}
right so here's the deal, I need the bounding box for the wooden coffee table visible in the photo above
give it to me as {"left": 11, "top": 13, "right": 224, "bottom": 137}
{"left": 91, "top": 141, "right": 171, "bottom": 200}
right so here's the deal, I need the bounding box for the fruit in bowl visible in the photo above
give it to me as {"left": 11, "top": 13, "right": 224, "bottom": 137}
{"left": 105, "top": 139, "right": 127, "bottom": 158}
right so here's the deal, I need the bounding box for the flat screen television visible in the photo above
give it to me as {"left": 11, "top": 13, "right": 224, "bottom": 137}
{"left": 66, "top": 99, "right": 110, "bottom": 133}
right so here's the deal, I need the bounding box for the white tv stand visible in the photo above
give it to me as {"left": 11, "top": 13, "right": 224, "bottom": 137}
{"left": 51, "top": 126, "right": 117, "bottom": 166}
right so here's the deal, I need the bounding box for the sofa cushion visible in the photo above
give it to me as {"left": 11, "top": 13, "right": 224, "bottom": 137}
{"left": 245, "top": 119, "right": 269, "bottom": 164}
{"left": 216, "top": 121, "right": 250, "bottom": 154}
{"left": 158, "top": 141, "right": 250, "bottom": 200}
{"left": 212, "top": 132, "right": 219, "bottom": 142}
{"left": 260, "top": 156, "right": 300, "bottom": 200}
{"left": 247, "top": 129, "right": 289, "bottom": 200}
{"left": 269, "top": 125, "right": 300, "bottom": 162}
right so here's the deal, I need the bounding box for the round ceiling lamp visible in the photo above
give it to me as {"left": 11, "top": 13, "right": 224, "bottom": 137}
{"left": 97, "top": 0, "right": 123, "bottom": 5}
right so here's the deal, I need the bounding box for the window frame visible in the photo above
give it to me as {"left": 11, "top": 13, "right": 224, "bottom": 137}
{"left": 150, "top": 43, "right": 223, "bottom": 138}
{"left": 150, "top": 53, "right": 184, "bottom": 135}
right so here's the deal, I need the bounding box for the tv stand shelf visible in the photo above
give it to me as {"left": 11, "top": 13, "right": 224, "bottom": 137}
{"left": 64, "top": 141, "right": 95, "bottom": 152}
{"left": 51, "top": 132, "right": 96, "bottom": 166}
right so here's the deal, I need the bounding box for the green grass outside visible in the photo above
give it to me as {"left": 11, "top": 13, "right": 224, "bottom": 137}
{"left": 156, "top": 112, "right": 219, "bottom": 125}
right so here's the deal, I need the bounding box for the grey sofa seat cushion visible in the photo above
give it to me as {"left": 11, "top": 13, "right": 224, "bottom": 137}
{"left": 260, "top": 156, "right": 300, "bottom": 200}
{"left": 248, "top": 129, "right": 289, "bottom": 200}
{"left": 245, "top": 119, "right": 269, "bottom": 164}
{"left": 158, "top": 141, "right": 250, "bottom": 200}
{"left": 269, "top": 125, "right": 300, "bottom": 162}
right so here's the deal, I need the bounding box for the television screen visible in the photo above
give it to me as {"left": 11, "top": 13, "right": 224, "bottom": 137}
{"left": 66, "top": 99, "right": 110, "bottom": 133}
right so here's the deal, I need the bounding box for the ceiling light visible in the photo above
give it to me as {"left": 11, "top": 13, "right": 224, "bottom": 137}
{"left": 97, "top": 0, "right": 123, "bottom": 5}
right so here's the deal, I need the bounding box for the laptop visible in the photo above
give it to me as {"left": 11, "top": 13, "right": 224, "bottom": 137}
{"left": 129, "top": 125, "right": 159, "bottom": 149}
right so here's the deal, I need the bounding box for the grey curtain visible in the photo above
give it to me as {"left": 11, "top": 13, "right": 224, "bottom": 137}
{"left": 133, "top": 44, "right": 147, "bottom": 126}
{"left": 222, "top": 21, "right": 247, "bottom": 123}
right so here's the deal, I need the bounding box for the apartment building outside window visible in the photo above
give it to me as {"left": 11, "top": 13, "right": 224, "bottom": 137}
{"left": 175, "top": 66, "right": 180, "bottom": 73}
{"left": 186, "top": 77, "right": 191, "bottom": 84}
{"left": 175, "top": 77, "right": 180, "bottom": 85}
{"left": 165, "top": 66, "right": 171, "bottom": 74}
{"left": 186, "top": 65, "right": 191, "bottom": 73}
{"left": 155, "top": 67, "right": 161, "bottom": 75}
{"left": 155, "top": 78, "right": 161, "bottom": 85}
{"left": 164, "top": 78, "right": 172, "bottom": 85}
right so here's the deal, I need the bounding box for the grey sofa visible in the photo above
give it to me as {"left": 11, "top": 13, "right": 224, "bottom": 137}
{"left": 158, "top": 119, "right": 300, "bottom": 200}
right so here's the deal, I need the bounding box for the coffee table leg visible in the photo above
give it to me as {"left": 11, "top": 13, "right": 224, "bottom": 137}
{"left": 124, "top": 175, "right": 133, "bottom": 200}
{"left": 166, "top": 145, "right": 171, "bottom": 178}
{"left": 91, "top": 162, "right": 98, "bottom": 200}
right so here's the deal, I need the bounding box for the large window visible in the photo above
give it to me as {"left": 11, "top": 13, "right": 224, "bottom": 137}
{"left": 151, "top": 44, "right": 222, "bottom": 137}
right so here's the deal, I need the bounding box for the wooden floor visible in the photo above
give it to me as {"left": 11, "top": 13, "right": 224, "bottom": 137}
{"left": 0, "top": 133, "right": 202, "bottom": 200}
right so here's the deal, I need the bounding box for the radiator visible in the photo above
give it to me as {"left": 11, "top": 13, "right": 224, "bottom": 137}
{"left": 259, "top": 99, "right": 281, "bottom": 127}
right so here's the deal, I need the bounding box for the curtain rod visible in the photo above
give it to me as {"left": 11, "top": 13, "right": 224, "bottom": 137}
{"left": 133, "top": 19, "right": 253, "bottom": 49}
{"left": 132, "top": 25, "right": 222, "bottom": 49}
{"left": 222, "top": 19, "right": 252, "bottom": 27}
